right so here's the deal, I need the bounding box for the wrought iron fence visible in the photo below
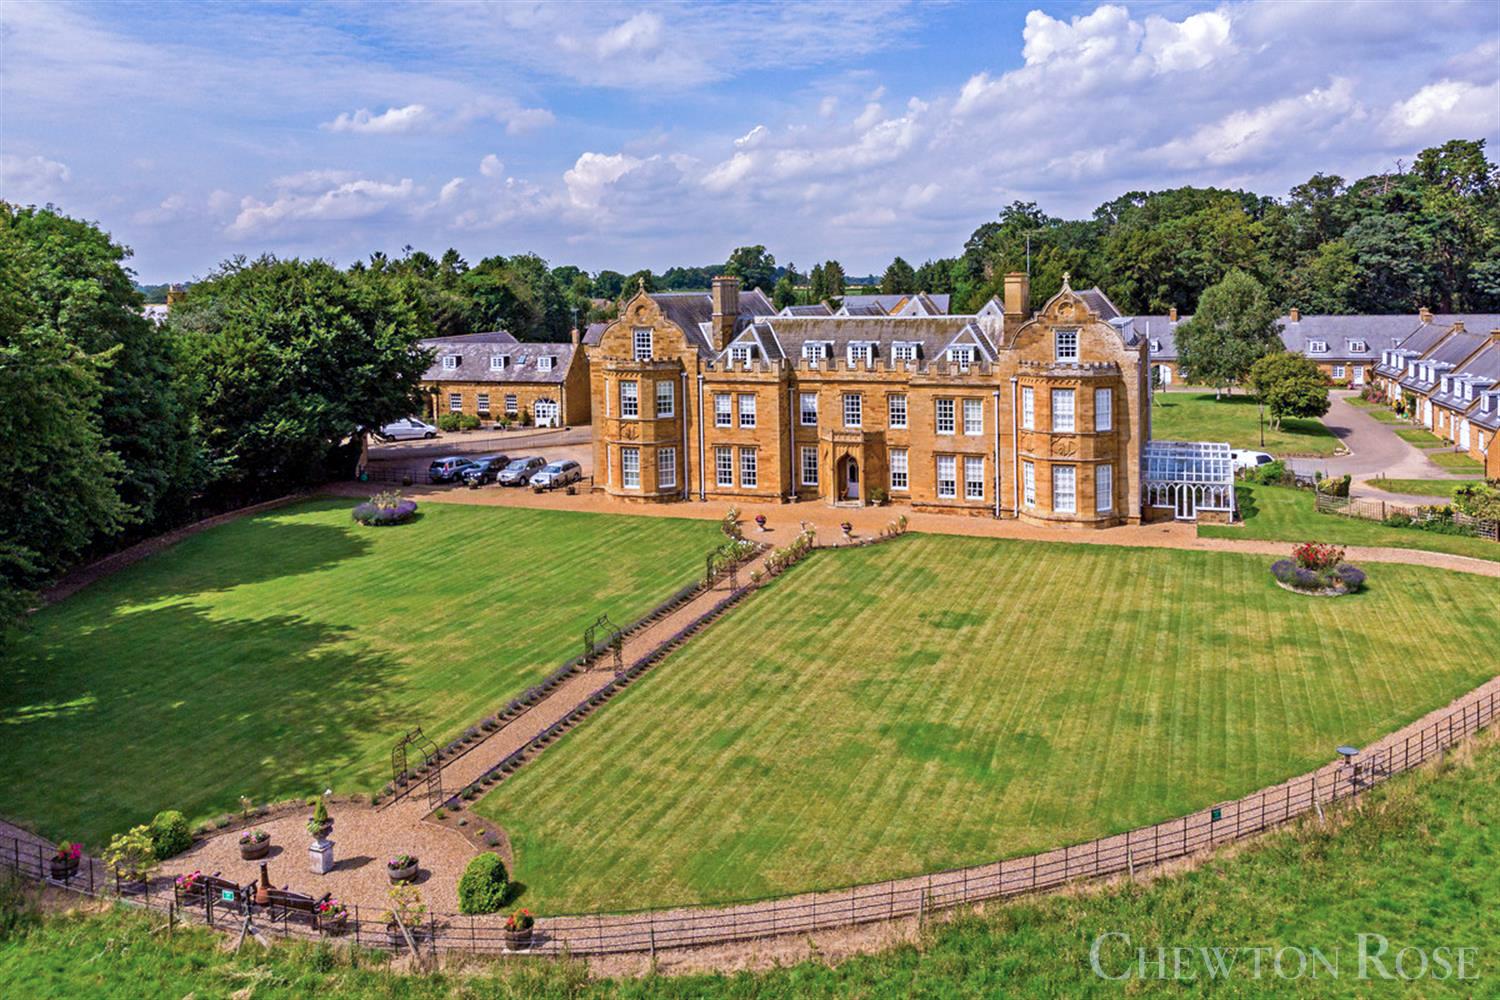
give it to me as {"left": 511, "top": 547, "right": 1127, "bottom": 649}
{"left": 7, "top": 688, "right": 1494, "bottom": 958}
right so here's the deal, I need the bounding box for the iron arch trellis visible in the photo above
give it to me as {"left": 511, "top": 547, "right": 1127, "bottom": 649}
{"left": 390, "top": 727, "right": 443, "bottom": 808}
{"left": 583, "top": 614, "right": 625, "bottom": 675}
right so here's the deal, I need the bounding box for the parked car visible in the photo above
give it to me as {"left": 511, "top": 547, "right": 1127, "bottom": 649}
{"left": 530, "top": 459, "right": 582, "bottom": 490}
{"left": 375, "top": 417, "right": 438, "bottom": 441}
{"left": 1231, "top": 450, "right": 1275, "bottom": 471}
{"left": 462, "top": 454, "right": 511, "bottom": 487}
{"left": 428, "top": 456, "right": 478, "bottom": 483}
{"left": 497, "top": 456, "right": 546, "bottom": 486}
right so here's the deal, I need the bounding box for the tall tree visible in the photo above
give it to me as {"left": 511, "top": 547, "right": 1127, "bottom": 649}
{"left": 880, "top": 256, "right": 917, "bottom": 295}
{"left": 723, "top": 245, "right": 777, "bottom": 292}
{"left": 1175, "top": 269, "right": 1283, "bottom": 397}
{"left": 172, "top": 256, "right": 433, "bottom": 498}
{"left": 1248, "top": 351, "right": 1331, "bottom": 430}
{"left": 772, "top": 274, "right": 798, "bottom": 310}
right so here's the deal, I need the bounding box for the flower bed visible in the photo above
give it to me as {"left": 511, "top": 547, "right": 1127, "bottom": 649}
{"left": 1270, "top": 542, "right": 1366, "bottom": 596}
{"left": 352, "top": 491, "right": 418, "bottom": 527}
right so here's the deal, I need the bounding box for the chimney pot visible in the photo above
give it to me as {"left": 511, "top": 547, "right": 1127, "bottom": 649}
{"left": 1168, "top": 306, "right": 1178, "bottom": 323}
{"left": 1453, "top": 321, "right": 1465, "bottom": 333}
{"left": 1289, "top": 307, "right": 1300, "bottom": 323}
{"left": 1419, "top": 306, "right": 1433, "bottom": 323}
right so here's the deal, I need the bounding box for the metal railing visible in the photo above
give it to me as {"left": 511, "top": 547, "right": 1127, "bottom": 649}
{"left": 8, "top": 688, "right": 1494, "bottom": 957}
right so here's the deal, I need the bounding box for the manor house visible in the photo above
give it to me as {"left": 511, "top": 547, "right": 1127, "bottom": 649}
{"left": 584, "top": 274, "right": 1165, "bottom": 528}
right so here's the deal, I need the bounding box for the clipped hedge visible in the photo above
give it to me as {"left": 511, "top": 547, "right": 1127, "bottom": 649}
{"left": 457, "top": 852, "right": 509, "bottom": 914}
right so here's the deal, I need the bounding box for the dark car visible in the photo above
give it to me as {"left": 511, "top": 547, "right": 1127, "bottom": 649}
{"left": 462, "top": 454, "right": 511, "bottom": 487}
{"left": 496, "top": 456, "right": 546, "bottom": 486}
{"left": 428, "top": 456, "right": 478, "bottom": 483}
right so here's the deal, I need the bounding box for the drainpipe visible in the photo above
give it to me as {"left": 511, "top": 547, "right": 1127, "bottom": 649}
{"left": 681, "top": 370, "right": 690, "bottom": 501}
{"left": 696, "top": 371, "right": 707, "bottom": 501}
{"left": 992, "top": 389, "right": 1001, "bottom": 518}
{"left": 1010, "top": 376, "right": 1020, "bottom": 516}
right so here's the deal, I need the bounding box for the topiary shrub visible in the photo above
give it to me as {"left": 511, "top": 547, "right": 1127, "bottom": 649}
{"left": 457, "top": 853, "right": 509, "bottom": 914}
{"left": 149, "top": 810, "right": 192, "bottom": 860}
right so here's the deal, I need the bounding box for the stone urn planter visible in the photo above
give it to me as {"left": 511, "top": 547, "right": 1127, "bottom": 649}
{"left": 387, "top": 854, "right": 419, "bottom": 884}
{"left": 239, "top": 831, "right": 272, "bottom": 861}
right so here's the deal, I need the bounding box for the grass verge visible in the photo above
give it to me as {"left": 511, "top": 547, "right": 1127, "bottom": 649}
{"left": 1151, "top": 393, "right": 1339, "bottom": 456}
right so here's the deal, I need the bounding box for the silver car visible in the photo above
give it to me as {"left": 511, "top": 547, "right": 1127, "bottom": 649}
{"left": 529, "top": 459, "right": 582, "bottom": 489}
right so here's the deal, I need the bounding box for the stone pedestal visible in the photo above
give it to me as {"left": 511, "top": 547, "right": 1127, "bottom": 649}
{"left": 309, "top": 839, "right": 335, "bottom": 875}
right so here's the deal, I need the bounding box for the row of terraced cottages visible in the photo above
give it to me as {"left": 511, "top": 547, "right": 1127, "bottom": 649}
{"left": 1370, "top": 317, "right": 1500, "bottom": 479}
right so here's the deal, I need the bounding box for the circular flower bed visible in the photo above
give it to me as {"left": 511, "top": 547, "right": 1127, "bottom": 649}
{"left": 1271, "top": 542, "right": 1366, "bottom": 597}
{"left": 353, "top": 491, "right": 418, "bottom": 527}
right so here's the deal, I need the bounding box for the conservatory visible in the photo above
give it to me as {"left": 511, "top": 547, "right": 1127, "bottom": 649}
{"left": 1143, "top": 440, "right": 1237, "bottom": 521}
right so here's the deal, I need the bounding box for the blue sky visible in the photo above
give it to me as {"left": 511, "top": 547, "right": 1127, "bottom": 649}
{"left": 3, "top": 1, "right": 1497, "bottom": 283}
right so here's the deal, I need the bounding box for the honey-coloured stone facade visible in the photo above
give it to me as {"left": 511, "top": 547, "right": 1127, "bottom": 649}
{"left": 586, "top": 275, "right": 1149, "bottom": 528}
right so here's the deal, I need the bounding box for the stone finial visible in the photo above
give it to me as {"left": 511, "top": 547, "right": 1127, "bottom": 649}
{"left": 637, "top": 276, "right": 646, "bottom": 293}
{"left": 1060, "top": 272, "right": 1073, "bottom": 291}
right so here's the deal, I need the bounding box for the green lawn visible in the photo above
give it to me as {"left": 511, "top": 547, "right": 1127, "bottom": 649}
{"left": 1367, "top": 477, "right": 1484, "bottom": 499}
{"left": 477, "top": 535, "right": 1500, "bottom": 912}
{"left": 1152, "top": 392, "right": 1340, "bottom": 456}
{"left": 0, "top": 500, "right": 719, "bottom": 844}
{"left": 1200, "top": 483, "right": 1500, "bottom": 562}
{"left": 5, "top": 728, "right": 1498, "bottom": 997}
{"left": 1430, "top": 450, "right": 1485, "bottom": 473}
{"left": 1345, "top": 396, "right": 1405, "bottom": 423}
{"left": 1395, "top": 427, "right": 1448, "bottom": 448}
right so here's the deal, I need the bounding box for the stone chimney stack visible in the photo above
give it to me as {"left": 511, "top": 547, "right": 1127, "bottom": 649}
{"left": 1289, "top": 307, "right": 1301, "bottom": 323}
{"left": 1420, "top": 306, "right": 1433, "bottom": 323}
{"left": 1168, "top": 306, "right": 1178, "bottom": 323}
{"left": 1453, "top": 321, "right": 1466, "bottom": 333}
{"left": 570, "top": 326, "right": 580, "bottom": 347}
{"left": 1003, "top": 272, "right": 1030, "bottom": 323}
{"left": 711, "top": 275, "right": 740, "bottom": 352}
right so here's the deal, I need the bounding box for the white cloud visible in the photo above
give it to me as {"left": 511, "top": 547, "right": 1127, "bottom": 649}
{"left": 1141, "top": 10, "right": 1234, "bottom": 73}
{"left": 1159, "top": 78, "right": 1360, "bottom": 168}
{"left": 702, "top": 152, "right": 755, "bottom": 192}
{"left": 1385, "top": 79, "right": 1500, "bottom": 135}
{"left": 0, "top": 153, "right": 71, "bottom": 203}
{"left": 228, "top": 176, "right": 418, "bottom": 236}
{"left": 818, "top": 96, "right": 839, "bottom": 118}
{"left": 594, "top": 11, "right": 663, "bottom": 58}
{"left": 480, "top": 154, "right": 505, "bottom": 177}
{"left": 132, "top": 193, "right": 189, "bottom": 225}
{"left": 439, "top": 177, "right": 465, "bottom": 203}
{"left": 735, "top": 125, "right": 768, "bottom": 149}
{"left": 563, "top": 152, "right": 645, "bottom": 208}
{"left": 323, "top": 104, "right": 433, "bottom": 134}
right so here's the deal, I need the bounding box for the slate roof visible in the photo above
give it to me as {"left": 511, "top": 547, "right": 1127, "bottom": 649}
{"left": 778, "top": 303, "right": 834, "bottom": 317}
{"left": 1401, "top": 328, "right": 1490, "bottom": 392}
{"left": 1126, "top": 315, "right": 1187, "bottom": 361}
{"left": 838, "top": 292, "right": 952, "bottom": 315}
{"left": 722, "top": 315, "right": 1005, "bottom": 367}
{"left": 1279, "top": 315, "right": 1415, "bottom": 361}
{"left": 1429, "top": 341, "right": 1500, "bottom": 414}
{"left": 421, "top": 331, "right": 575, "bottom": 384}
{"left": 1077, "top": 289, "right": 1120, "bottom": 321}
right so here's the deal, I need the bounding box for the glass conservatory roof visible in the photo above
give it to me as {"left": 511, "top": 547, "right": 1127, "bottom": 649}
{"left": 1144, "top": 440, "right": 1234, "bottom": 485}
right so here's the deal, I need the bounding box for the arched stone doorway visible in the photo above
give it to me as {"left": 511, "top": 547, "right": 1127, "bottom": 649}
{"left": 837, "top": 455, "right": 860, "bottom": 502}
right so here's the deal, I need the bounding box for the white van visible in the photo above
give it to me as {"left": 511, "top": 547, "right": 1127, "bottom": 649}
{"left": 375, "top": 418, "right": 438, "bottom": 441}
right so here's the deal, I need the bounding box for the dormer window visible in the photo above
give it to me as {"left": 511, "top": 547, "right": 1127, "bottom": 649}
{"left": 490, "top": 355, "right": 509, "bottom": 371}
{"left": 1055, "top": 329, "right": 1079, "bottom": 362}
{"left": 947, "top": 346, "right": 974, "bottom": 371}
{"left": 1150, "top": 339, "right": 1162, "bottom": 353}
{"left": 892, "top": 342, "right": 918, "bottom": 363}
{"left": 442, "top": 355, "right": 459, "bottom": 370}
{"left": 802, "top": 341, "right": 830, "bottom": 362}
{"left": 847, "top": 342, "right": 873, "bottom": 366}
{"left": 729, "top": 344, "right": 754, "bottom": 366}
{"left": 1349, "top": 340, "right": 1367, "bottom": 353}
{"left": 1307, "top": 341, "right": 1328, "bottom": 354}
{"left": 538, "top": 355, "right": 555, "bottom": 372}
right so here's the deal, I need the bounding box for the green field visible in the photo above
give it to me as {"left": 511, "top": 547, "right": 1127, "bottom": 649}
{"left": 1367, "top": 478, "right": 1484, "bottom": 499}
{"left": 477, "top": 535, "right": 1500, "bottom": 912}
{"left": 1152, "top": 393, "right": 1339, "bottom": 455}
{"left": 1202, "top": 483, "right": 1500, "bottom": 562}
{"left": 1396, "top": 427, "right": 1448, "bottom": 448}
{"left": 4, "top": 727, "right": 1497, "bottom": 997}
{"left": 1429, "top": 450, "right": 1485, "bottom": 473}
{"left": 0, "top": 500, "right": 718, "bottom": 844}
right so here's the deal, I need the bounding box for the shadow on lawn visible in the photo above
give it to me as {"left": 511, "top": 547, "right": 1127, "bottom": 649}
{"left": 66, "top": 515, "right": 375, "bottom": 611}
{"left": 0, "top": 600, "right": 410, "bottom": 844}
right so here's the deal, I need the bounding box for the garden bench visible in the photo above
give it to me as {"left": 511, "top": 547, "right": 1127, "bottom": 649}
{"left": 264, "top": 886, "right": 333, "bottom": 929}
{"left": 176, "top": 872, "right": 253, "bottom": 913}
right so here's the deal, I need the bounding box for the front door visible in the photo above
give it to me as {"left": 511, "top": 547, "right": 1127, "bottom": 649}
{"left": 1352, "top": 366, "right": 1365, "bottom": 386}
{"left": 841, "top": 457, "right": 860, "bottom": 502}
{"left": 1174, "top": 485, "right": 1196, "bottom": 521}
{"left": 534, "top": 399, "right": 559, "bottom": 427}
